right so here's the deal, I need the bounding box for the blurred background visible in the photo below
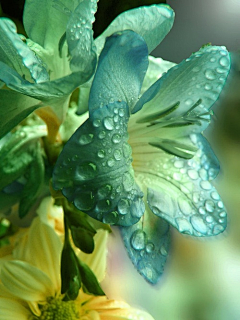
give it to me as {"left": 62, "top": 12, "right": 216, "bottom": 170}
{"left": 1, "top": 0, "right": 240, "bottom": 319}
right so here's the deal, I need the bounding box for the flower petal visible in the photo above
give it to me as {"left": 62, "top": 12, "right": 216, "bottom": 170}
{"left": 1, "top": 260, "right": 55, "bottom": 301}
{"left": 0, "top": 90, "right": 41, "bottom": 139}
{"left": 95, "top": 4, "right": 174, "bottom": 54}
{"left": 0, "top": 297, "right": 30, "bottom": 320}
{"left": 78, "top": 229, "right": 108, "bottom": 282}
{"left": 89, "top": 30, "right": 148, "bottom": 115}
{"left": 53, "top": 101, "right": 145, "bottom": 226}
{"left": 135, "top": 135, "right": 227, "bottom": 237}
{"left": 0, "top": 18, "right": 49, "bottom": 83}
{"left": 121, "top": 206, "right": 170, "bottom": 284}
{"left": 133, "top": 46, "right": 231, "bottom": 126}
{"left": 66, "top": 0, "right": 97, "bottom": 73}
{"left": 13, "top": 217, "right": 62, "bottom": 291}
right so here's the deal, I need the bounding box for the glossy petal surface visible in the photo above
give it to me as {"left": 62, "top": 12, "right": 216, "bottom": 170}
{"left": 121, "top": 207, "right": 170, "bottom": 284}
{"left": 66, "top": 0, "right": 97, "bottom": 72}
{"left": 53, "top": 101, "right": 145, "bottom": 226}
{"left": 89, "top": 30, "right": 148, "bottom": 114}
{"left": 95, "top": 4, "right": 174, "bottom": 54}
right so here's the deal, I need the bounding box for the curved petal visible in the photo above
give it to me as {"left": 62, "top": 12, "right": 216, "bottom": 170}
{"left": 23, "top": 0, "right": 79, "bottom": 50}
{"left": 66, "top": 0, "right": 97, "bottom": 73}
{"left": 1, "top": 260, "right": 55, "bottom": 301}
{"left": 13, "top": 217, "right": 62, "bottom": 291}
{"left": 133, "top": 46, "right": 231, "bottom": 128}
{"left": 0, "top": 90, "right": 41, "bottom": 139}
{"left": 53, "top": 101, "right": 145, "bottom": 226}
{"left": 89, "top": 30, "right": 148, "bottom": 115}
{"left": 95, "top": 4, "right": 174, "bottom": 54}
{"left": 0, "top": 298, "right": 30, "bottom": 320}
{"left": 0, "top": 18, "right": 49, "bottom": 83}
{"left": 78, "top": 229, "right": 108, "bottom": 282}
{"left": 134, "top": 135, "right": 227, "bottom": 237}
{"left": 121, "top": 205, "right": 170, "bottom": 284}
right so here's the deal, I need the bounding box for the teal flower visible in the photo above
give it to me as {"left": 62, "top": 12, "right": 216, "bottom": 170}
{"left": 0, "top": 0, "right": 98, "bottom": 140}
{"left": 52, "top": 6, "right": 231, "bottom": 283}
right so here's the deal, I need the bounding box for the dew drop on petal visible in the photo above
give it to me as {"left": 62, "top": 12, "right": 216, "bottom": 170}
{"left": 74, "top": 192, "right": 95, "bottom": 211}
{"left": 122, "top": 172, "right": 134, "bottom": 191}
{"left": 188, "top": 169, "right": 198, "bottom": 180}
{"left": 79, "top": 134, "right": 93, "bottom": 145}
{"left": 113, "top": 149, "right": 122, "bottom": 160}
{"left": 190, "top": 215, "right": 208, "bottom": 234}
{"left": 103, "top": 117, "right": 114, "bottom": 130}
{"left": 131, "top": 230, "right": 146, "bottom": 250}
{"left": 103, "top": 211, "right": 118, "bottom": 224}
{"left": 213, "top": 224, "right": 224, "bottom": 234}
{"left": 219, "top": 56, "right": 229, "bottom": 67}
{"left": 200, "top": 180, "right": 212, "bottom": 190}
{"left": 107, "top": 158, "right": 115, "bottom": 167}
{"left": 146, "top": 242, "right": 155, "bottom": 253}
{"left": 160, "top": 245, "right": 168, "bottom": 256}
{"left": 211, "top": 191, "right": 220, "bottom": 200}
{"left": 75, "top": 162, "right": 97, "bottom": 181}
{"left": 117, "top": 199, "right": 130, "bottom": 215}
{"left": 219, "top": 211, "right": 227, "bottom": 218}
{"left": 199, "top": 207, "right": 206, "bottom": 215}
{"left": 178, "top": 197, "right": 192, "bottom": 215}
{"left": 205, "top": 199, "right": 215, "bottom": 212}
{"left": 97, "top": 184, "right": 112, "bottom": 198}
{"left": 206, "top": 215, "right": 214, "bottom": 223}
{"left": 176, "top": 217, "right": 193, "bottom": 235}
{"left": 218, "top": 201, "right": 224, "bottom": 209}
{"left": 112, "top": 134, "right": 121, "bottom": 144}
{"left": 97, "top": 150, "right": 105, "bottom": 158}
{"left": 205, "top": 69, "right": 216, "bottom": 80}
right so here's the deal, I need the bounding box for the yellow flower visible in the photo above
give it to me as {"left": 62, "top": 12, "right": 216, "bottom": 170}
{"left": 0, "top": 216, "right": 154, "bottom": 320}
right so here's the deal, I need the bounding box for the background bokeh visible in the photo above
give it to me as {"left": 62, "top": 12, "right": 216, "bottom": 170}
{"left": 1, "top": 1, "right": 240, "bottom": 319}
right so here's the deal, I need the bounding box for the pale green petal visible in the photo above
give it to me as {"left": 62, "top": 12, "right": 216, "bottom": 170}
{"left": 0, "top": 90, "right": 41, "bottom": 139}
{"left": 13, "top": 217, "right": 62, "bottom": 292}
{"left": 0, "top": 298, "right": 30, "bottom": 320}
{"left": 1, "top": 260, "right": 55, "bottom": 301}
{"left": 78, "top": 229, "right": 108, "bottom": 282}
{"left": 23, "top": 0, "right": 80, "bottom": 50}
{"left": 95, "top": 4, "right": 174, "bottom": 54}
{"left": 0, "top": 18, "right": 49, "bottom": 83}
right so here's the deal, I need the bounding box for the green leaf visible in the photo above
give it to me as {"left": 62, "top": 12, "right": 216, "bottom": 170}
{"left": 70, "top": 226, "right": 95, "bottom": 254}
{"left": 77, "top": 260, "right": 105, "bottom": 296}
{"left": 61, "top": 244, "right": 81, "bottom": 301}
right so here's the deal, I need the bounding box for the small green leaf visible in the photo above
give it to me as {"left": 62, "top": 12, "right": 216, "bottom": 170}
{"left": 78, "top": 260, "right": 105, "bottom": 296}
{"left": 70, "top": 226, "right": 95, "bottom": 254}
{"left": 61, "top": 244, "right": 81, "bottom": 301}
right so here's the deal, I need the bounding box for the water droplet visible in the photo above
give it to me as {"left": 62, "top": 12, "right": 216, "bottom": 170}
{"left": 103, "top": 117, "right": 114, "bottom": 130}
{"left": 113, "top": 115, "right": 119, "bottom": 122}
{"left": 122, "top": 172, "right": 134, "bottom": 191}
{"left": 146, "top": 242, "right": 155, "bottom": 253}
{"left": 200, "top": 180, "right": 211, "bottom": 190}
{"left": 216, "top": 67, "right": 226, "bottom": 74}
{"left": 160, "top": 245, "right": 168, "bottom": 256}
{"left": 79, "top": 133, "right": 93, "bottom": 145}
{"left": 131, "top": 230, "right": 146, "bottom": 250}
{"left": 199, "top": 168, "right": 208, "bottom": 180}
{"left": 185, "top": 99, "right": 193, "bottom": 106}
{"left": 118, "top": 199, "right": 130, "bottom": 215}
{"left": 204, "top": 84, "right": 212, "bottom": 91}
{"left": 97, "top": 184, "right": 112, "bottom": 198}
{"left": 188, "top": 169, "right": 198, "bottom": 180}
{"left": 98, "top": 131, "right": 106, "bottom": 139}
{"left": 210, "top": 57, "right": 216, "bottom": 62}
{"left": 112, "top": 134, "right": 121, "bottom": 144}
{"left": 205, "top": 69, "right": 216, "bottom": 80}
{"left": 96, "top": 199, "right": 111, "bottom": 212}
{"left": 123, "top": 143, "right": 132, "bottom": 158}
{"left": 213, "top": 224, "right": 224, "bottom": 234}
{"left": 113, "top": 149, "right": 122, "bottom": 160}
{"left": 93, "top": 119, "right": 101, "bottom": 127}
{"left": 76, "top": 162, "right": 97, "bottom": 181}
{"left": 219, "top": 218, "right": 224, "bottom": 224}
{"left": 218, "top": 201, "right": 224, "bottom": 209}
{"left": 173, "top": 172, "right": 181, "bottom": 181}
{"left": 107, "top": 158, "right": 115, "bottom": 167}
{"left": 219, "top": 211, "right": 226, "bottom": 218}
{"left": 205, "top": 200, "right": 215, "bottom": 212}
{"left": 174, "top": 160, "right": 184, "bottom": 168}
{"left": 74, "top": 192, "right": 94, "bottom": 211}
{"left": 97, "top": 150, "right": 105, "bottom": 158}
{"left": 191, "top": 215, "right": 208, "bottom": 234}
{"left": 103, "top": 211, "right": 118, "bottom": 224}
{"left": 206, "top": 215, "right": 214, "bottom": 223}
{"left": 193, "top": 67, "right": 200, "bottom": 72}
{"left": 176, "top": 217, "right": 193, "bottom": 234}
{"left": 199, "top": 207, "right": 206, "bottom": 215}
{"left": 119, "top": 108, "right": 125, "bottom": 117}
{"left": 193, "top": 192, "right": 200, "bottom": 203}
{"left": 178, "top": 197, "right": 192, "bottom": 215}
{"left": 219, "top": 56, "right": 229, "bottom": 67}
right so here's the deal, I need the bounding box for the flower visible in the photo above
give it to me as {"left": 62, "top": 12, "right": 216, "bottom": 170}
{"left": 0, "top": 216, "right": 154, "bottom": 320}
{"left": 52, "top": 7, "right": 231, "bottom": 284}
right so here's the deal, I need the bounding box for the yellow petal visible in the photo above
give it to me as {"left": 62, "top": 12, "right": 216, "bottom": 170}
{"left": 13, "top": 217, "right": 62, "bottom": 292}
{"left": 78, "top": 229, "right": 108, "bottom": 282}
{"left": 1, "top": 260, "right": 54, "bottom": 301}
{"left": 0, "top": 297, "right": 31, "bottom": 320}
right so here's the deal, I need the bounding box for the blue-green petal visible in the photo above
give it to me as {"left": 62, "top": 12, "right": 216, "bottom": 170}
{"left": 143, "top": 136, "right": 227, "bottom": 237}
{"left": 53, "top": 101, "right": 145, "bottom": 226}
{"left": 66, "top": 0, "right": 97, "bottom": 73}
{"left": 0, "top": 18, "right": 49, "bottom": 83}
{"left": 121, "top": 210, "right": 170, "bottom": 284}
{"left": 133, "top": 46, "right": 231, "bottom": 130}
{"left": 95, "top": 4, "right": 174, "bottom": 54}
{"left": 89, "top": 30, "right": 148, "bottom": 115}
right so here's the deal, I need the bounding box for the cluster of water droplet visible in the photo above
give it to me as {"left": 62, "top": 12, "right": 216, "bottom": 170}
{"left": 134, "top": 134, "right": 227, "bottom": 237}
{"left": 53, "top": 101, "right": 145, "bottom": 226}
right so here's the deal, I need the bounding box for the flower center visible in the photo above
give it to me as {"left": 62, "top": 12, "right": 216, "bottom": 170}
{"left": 33, "top": 297, "right": 80, "bottom": 320}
